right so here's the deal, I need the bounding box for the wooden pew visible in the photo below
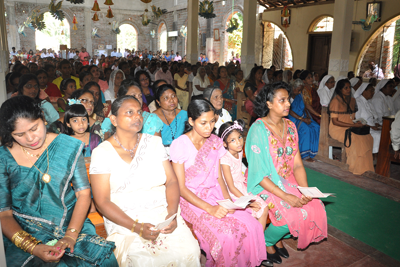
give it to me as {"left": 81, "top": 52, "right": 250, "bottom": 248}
{"left": 375, "top": 116, "right": 400, "bottom": 177}
{"left": 84, "top": 158, "right": 107, "bottom": 238}
{"left": 316, "top": 106, "right": 348, "bottom": 170}
{"left": 236, "top": 91, "right": 252, "bottom": 134}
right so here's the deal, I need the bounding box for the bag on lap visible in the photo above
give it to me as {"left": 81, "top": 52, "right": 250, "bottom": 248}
{"left": 344, "top": 126, "right": 370, "bottom": 148}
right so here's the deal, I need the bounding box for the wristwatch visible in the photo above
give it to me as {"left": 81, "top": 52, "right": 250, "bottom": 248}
{"left": 67, "top": 228, "right": 78, "bottom": 233}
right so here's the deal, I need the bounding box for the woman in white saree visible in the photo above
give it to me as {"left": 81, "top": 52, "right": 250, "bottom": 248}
{"left": 90, "top": 95, "right": 200, "bottom": 267}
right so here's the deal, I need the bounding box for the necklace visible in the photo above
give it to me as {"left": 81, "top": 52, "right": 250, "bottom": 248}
{"left": 264, "top": 117, "right": 284, "bottom": 140}
{"left": 114, "top": 133, "right": 141, "bottom": 158}
{"left": 21, "top": 144, "right": 51, "bottom": 183}
{"left": 21, "top": 137, "right": 47, "bottom": 159}
{"left": 162, "top": 109, "right": 177, "bottom": 140}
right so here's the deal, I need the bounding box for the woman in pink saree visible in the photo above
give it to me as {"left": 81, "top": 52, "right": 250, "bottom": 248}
{"left": 246, "top": 82, "right": 328, "bottom": 265}
{"left": 170, "top": 99, "right": 266, "bottom": 267}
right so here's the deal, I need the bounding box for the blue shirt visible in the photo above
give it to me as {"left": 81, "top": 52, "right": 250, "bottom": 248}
{"left": 201, "top": 57, "right": 209, "bottom": 63}
{"left": 148, "top": 55, "right": 153, "bottom": 60}
{"left": 161, "top": 110, "right": 188, "bottom": 146}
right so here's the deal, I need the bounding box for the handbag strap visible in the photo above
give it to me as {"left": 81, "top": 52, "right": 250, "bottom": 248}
{"left": 344, "top": 128, "right": 351, "bottom": 148}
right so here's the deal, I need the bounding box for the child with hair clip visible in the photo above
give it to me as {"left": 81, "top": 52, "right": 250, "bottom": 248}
{"left": 219, "top": 119, "right": 269, "bottom": 229}
{"left": 57, "top": 78, "right": 76, "bottom": 112}
{"left": 63, "top": 99, "right": 102, "bottom": 157}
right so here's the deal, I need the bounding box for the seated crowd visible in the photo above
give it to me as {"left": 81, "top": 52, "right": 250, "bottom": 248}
{"left": 1, "top": 48, "right": 399, "bottom": 266}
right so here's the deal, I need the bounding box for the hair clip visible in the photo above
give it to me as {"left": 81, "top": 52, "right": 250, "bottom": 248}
{"left": 221, "top": 121, "right": 243, "bottom": 140}
{"left": 68, "top": 99, "right": 82, "bottom": 106}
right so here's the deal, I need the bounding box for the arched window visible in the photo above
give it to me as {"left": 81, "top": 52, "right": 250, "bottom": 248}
{"left": 356, "top": 15, "right": 400, "bottom": 79}
{"left": 158, "top": 23, "right": 167, "bottom": 52}
{"left": 117, "top": 24, "right": 138, "bottom": 52}
{"left": 226, "top": 12, "right": 243, "bottom": 62}
{"left": 35, "top": 12, "right": 70, "bottom": 52}
{"left": 310, "top": 16, "right": 334, "bottom": 32}
{"left": 262, "top": 22, "right": 293, "bottom": 69}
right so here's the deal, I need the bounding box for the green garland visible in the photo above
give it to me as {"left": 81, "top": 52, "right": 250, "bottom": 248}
{"left": 226, "top": 18, "right": 239, "bottom": 33}
{"left": 199, "top": 0, "right": 216, "bottom": 19}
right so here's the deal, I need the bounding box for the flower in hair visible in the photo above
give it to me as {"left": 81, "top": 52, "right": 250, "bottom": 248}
{"left": 68, "top": 99, "right": 82, "bottom": 106}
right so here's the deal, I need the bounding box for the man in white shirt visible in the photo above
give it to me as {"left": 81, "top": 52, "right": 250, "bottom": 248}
{"left": 68, "top": 49, "right": 76, "bottom": 59}
{"left": 10, "top": 47, "right": 17, "bottom": 57}
{"left": 363, "top": 61, "right": 385, "bottom": 79}
{"left": 124, "top": 49, "right": 129, "bottom": 58}
{"left": 134, "top": 60, "right": 147, "bottom": 75}
{"left": 111, "top": 48, "right": 119, "bottom": 57}
{"left": 116, "top": 48, "right": 122, "bottom": 58}
{"left": 174, "top": 52, "right": 182, "bottom": 61}
{"left": 391, "top": 110, "right": 400, "bottom": 159}
{"left": 41, "top": 49, "right": 54, "bottom": 58}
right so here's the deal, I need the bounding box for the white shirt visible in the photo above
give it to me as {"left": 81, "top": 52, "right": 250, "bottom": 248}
{"left": 371, "top": 91, "right": 394, "bottom": 124}
{"left": 174, "top": 56, "right": 182, "bottom": 61}
{"left": 111, "top": 51, "right": 118, "bottom": 57}
{"left": 356, "top": 96, "right": 379, "bottom": 127}
{"left": 124, "top": 52, "right": 129, "bottom": 58}
{"left": 214, "top": 109, "right": 232, "bottom": 134}
{"left": 192, "top": 75, "right": 210, "bottom": 96}
{"left": 116, "top": 52, "right": 122, "bottom": 58}
{"left": 41, "top": 53, "right": 54, "bottom": 58}
{"left": 104, "top": 90, "right": 115, "bottom": 103}
{"left": 134, "top": 66, "right": 147, "bottom": 75}
{"left": 391, "top": 110, "right": 400, "bottom": 151}
{"left": 392, "top": 89, "right": 400, "bottom": 113}
{"left": 148, "top": 70, "right": 156, "bottom": 82}
{"left": 68, "top": 52, "right": 75, "bottom": 59}
{"left": 10, "top": 51, "right": 17, "bottom": 57}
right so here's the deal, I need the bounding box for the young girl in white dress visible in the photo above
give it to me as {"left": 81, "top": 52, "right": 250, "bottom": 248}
{"left": 219, "top": 120, "right": 269, "bottom": 229}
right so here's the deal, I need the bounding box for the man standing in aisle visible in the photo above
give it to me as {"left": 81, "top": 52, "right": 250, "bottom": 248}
{"left": 111, "top": 48, "right": 119, "bottom": 57}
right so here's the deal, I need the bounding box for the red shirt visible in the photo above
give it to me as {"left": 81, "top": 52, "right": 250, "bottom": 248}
{"left": 82, "top": 60, "right": 89, "bottom": 66}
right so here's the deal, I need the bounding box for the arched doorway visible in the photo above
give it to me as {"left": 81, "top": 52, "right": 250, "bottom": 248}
{"left": 117, "top": 24, "right": 138, "bottom": 52}
{"left": 307, "top": 16, "right": 334, "bottom": 76}
{"left": 35, "top": 12, "right": 70, "bottom": 52}
{"left": 261, "top": 22, "right": 293, "bottom": 69}
{"left": 356, "top": 15, "right": 400, "bottom": 79}
{"left": 226, "top": 12, "right": 243, "bottom": 63}
{"left": 158, "top": 23, "right": 167, "bottom": 52}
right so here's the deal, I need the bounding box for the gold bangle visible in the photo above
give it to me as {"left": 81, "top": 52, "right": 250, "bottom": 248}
{"left": 131, "top": 219, "right": 138, "bottom": 233}
{"left": 67, "top": 228, "right": 78, "bottom": 233}
{"left": 64, "top": 235, "right": 77, "bottom": 242}
{"left": 30, "top": 243, "right": 39, "bottom": 255}
{"left": 271, "top": 185, "right": 278, "bottom": 194}
{"left": 139, "top": 222, "right": 144, "bottom": 237}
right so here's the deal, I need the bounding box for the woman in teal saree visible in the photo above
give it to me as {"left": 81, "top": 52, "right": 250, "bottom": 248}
{"left": 0, "top": 96, "right": 117, "bottom": 266}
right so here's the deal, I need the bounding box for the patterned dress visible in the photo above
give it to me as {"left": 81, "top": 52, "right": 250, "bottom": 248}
{"left": 245, "top": 119, "right": 328, "bottom": 249}
{"left": 170, "top": 134, "right": 266, "bottom": 267}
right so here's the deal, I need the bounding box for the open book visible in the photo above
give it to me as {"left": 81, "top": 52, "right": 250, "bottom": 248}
{"left": 153, "top": 213, "right": 177, "bottom": 230}
{"left": 216, "top": 195, "right": 254, "bottom": 210}
{"left": 297, "top": 186, "right": 335, "bottom": 198}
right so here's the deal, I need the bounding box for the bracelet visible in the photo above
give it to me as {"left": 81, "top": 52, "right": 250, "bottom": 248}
{"left": 271, "top": 185, "right": 278, "bottom": 194}
{"left": 139, "top": 222, "right": 144, "bottom": 237}
{"left": 64, "top": 235, "right": 77, "bottom": 242}
{"left": 131, "top": 219, "right": 138, "bottom": 233}
{"left": 66, "top": 228, "right": 78, "bottom": 233}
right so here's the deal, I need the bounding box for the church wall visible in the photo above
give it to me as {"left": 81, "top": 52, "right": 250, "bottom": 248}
{"left": 260, "top": 0, "right": 400, "bottom": 74}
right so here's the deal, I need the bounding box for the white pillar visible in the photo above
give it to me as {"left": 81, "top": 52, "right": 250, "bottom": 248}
{"left": 241, "top": 0, "right": 257, "bottom": 77}
{"left": 328, "top": 0, "right": 354, "bottom": 78}
{"left": 6, "top": 2, "right": 17, "bottom": 51}
{"left": 0, "top": 0, "right": 9, "bottom": 105}
{"left": 84, "top": 7, "right": 93, "bottom": 56}
{"left": 187, "top": 0, "right": 199, "bottom": 64}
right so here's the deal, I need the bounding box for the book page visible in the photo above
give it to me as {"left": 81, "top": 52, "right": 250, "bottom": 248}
{"left": 216, "top": 195, "right": 254, "bottom": 210}
{"left": 154, "top": 213, "right": 177, "bottom": 230}
{"left": 297, "top": 186, "right": 335, "bottom": 198}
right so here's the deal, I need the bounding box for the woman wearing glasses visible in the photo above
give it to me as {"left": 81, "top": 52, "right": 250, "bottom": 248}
{"left": 16, "top": 74, "right": 60, "bottom": 125}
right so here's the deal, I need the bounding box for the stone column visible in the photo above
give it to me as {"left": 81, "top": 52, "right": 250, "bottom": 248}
{"left": 187, "top": 0, "right": 199, "bottom": 63}
{"left": 254, "top": 14, "right": 263, "bottom": 66}
{"left": 328, "top": 0, "right": 354, "bottom": 78}
{"left": 84, "top": 7, "right": 93, "bottom": 57}
{"left": 240, "top": 0, "right": 257, "bottom": 77}
{"left": 206, "top": 18, "right": 214, "bottom": 63}
{"left": 6, "top": 2, "right": 17, "bottom": 50}
{"left": 0, "top": 0, "right": 9, "bottom": 105}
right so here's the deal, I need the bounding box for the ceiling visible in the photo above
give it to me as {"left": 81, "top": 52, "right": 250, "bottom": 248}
{"left": 257, "top": 0, "right": 334, "bottom": 10}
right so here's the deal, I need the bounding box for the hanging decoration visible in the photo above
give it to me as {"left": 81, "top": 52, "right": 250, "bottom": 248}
{"left": 66, "top": 0, "right": 84, "bottom": 3}
{"left": 281, "top": 6, "right": 290, "bottom": 30}
{"left": 92, "top": 27, "right": 101, "bottom": 38}
{"left": 199, "top": 0, "right": 216, "bottom": 19}
{"left": 92, "top": 12, "right": 99, "bottom": 21}
{"left": 111, "top": 21, "right": 121, "bottom": 34}
{"left": 150, "top": 29, "right": 155, "bottom": 38}
{"left": 60, "top": 20, "right": 64, "bottom": 27}
{"left": 24, "top": 17, "right": 36, "bottom": 31}
{"left": 142, "top": 9, "right": 151, "bottom": 26}
{"left": 151, "top": 5, "right": 167, "bottom": 19}
{"left": 226, "top": 17, "right": 239, "bottom": 33}
{"left": 141, "top": 0, "right": 152, "bottom": 3}
{"left": 106, "top": 6, "right": 114, "bottom": 18}
{"left": 180, "top": 25, "right": 187, "bottom": 38}
{"left": 104, "top": 0, "right": 114, "bottom": 5}
{"left": 61, "top": 29, "right": 64, "bottom": 35}
{"left": 92, "top": 0, "right": 100, "bottom": 11}
{"left": 72, "top": 14, "right": 78, "bottom": 30}
{"left": 352, "top": 13, "right": 378, "bottom": 31}
{"left": 49, "top": 0, "right": 65, "bottom": 21}
{"left": 31, "top": 12, "right": 46, "bottom": 30}
{"left": 18, "top": 25, "right": 27, "bottom": 37}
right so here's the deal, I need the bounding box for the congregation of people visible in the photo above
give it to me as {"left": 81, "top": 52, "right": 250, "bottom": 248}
{"left": 2, "top": 43, "right": 400, "bottom": 267}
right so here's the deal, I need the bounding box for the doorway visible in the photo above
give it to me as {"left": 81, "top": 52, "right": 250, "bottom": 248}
{"left": 307, "top": 34, "right": 331, "bottom": 77}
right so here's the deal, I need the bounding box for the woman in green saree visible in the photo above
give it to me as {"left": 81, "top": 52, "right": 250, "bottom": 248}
{"left": 0, "top": 96, "right": 117, "bottom": 266}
